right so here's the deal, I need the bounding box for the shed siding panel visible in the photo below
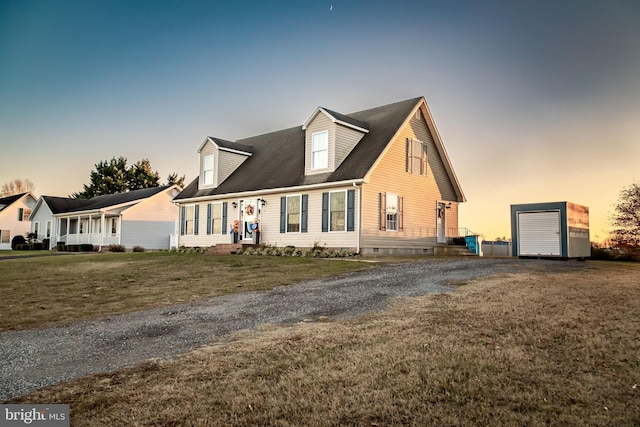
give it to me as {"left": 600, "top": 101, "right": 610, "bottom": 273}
{"left": 361, "top": 111, "right": 459, "bottom": 250}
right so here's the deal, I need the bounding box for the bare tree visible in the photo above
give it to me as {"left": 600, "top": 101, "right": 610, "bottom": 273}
{"left": 1, "top": 178, "right": 35, "bottom": 197}
{"left": 610, "top": 182, "right": 640, "bottom": 257}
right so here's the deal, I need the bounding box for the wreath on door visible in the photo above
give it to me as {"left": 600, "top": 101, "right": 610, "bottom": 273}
{"left": 245, "top": 204, "right": 254, "bottom": 216}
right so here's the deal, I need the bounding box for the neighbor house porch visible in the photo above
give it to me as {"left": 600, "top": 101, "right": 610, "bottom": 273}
{"left": 55, "top": 213, "right": 121, "bottom": 249}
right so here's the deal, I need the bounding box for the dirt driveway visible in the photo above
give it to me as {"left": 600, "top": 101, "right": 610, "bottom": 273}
{"left": 0, "top": 257, "right": 589, "bottom": 401}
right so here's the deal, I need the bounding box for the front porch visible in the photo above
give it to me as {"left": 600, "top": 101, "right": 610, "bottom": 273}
{"left": 54, "top": 214, "right": 121, "bottom": 249}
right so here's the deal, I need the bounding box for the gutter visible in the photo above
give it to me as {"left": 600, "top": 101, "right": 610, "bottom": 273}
{"left": 172, "top": 179, "right": 365, "bottom": 205}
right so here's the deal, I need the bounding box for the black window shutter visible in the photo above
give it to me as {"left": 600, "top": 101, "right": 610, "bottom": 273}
{"left": 379, "top": 193, "right": 386, "bottom": 231}
{"left": 347, "top": 190, "right": 355, "bottom": 232}
{"left": 194, "top": 205, "right": 199, "bottom": 235}
{"left": 206, "top": 204, "right": 212, "bottom": 235}
{"left": 301, "top": 194, "right": 308, "bottom": 233}
{"left": 180, "top": 206, "right": 186, "bottom": 235}
{"left": 321, "top": 192, "right": 329, "bottom": 232}
{"left": 222, "top": 202, "right": 228, "bottom": 235}
{"left": 422, "top": 143, "right": 428, "bottom": 176}
{"left": 280, "top": 197, "right": 286, "bottom": 233}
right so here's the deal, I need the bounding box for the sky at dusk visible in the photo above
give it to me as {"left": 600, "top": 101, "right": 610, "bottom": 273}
{"left": 1, "top": 0, "right": 639, "bottom": 242}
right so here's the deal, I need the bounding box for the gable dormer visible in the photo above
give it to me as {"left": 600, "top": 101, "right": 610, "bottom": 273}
{"left": 197, "top": 137, "right": 252, "bottom": 189}
{"left": 302, "top": 107, "right": 369, "bottom": 176}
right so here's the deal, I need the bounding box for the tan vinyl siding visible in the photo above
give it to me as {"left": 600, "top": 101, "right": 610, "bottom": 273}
{"left": 199, "top": 142, "right": 217, "bottom": 189}
{"left": 305, "top": 112, "right": 335, "bottom": 175}
{"left": 361, "top": 109, "right": 459, "bottom": 249}
{"left": 218, "top": 151, "right": 249, "bottom": 184}
{"left": 260, "top": 187, "right": 358, "bottom": 249}
{"left": 335, "top": 124, "right": 365, "bottom": 168}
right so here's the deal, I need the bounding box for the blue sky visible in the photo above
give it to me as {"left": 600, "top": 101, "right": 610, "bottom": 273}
{"left": 1, "top": 0, "right": 639, "bottom": 241}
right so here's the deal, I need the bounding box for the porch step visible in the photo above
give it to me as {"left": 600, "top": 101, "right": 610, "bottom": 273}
{"left": 206, "top": 243, "right": 242, "bottom": 255}
{"left": 433, "top": 245, "right": 478, "bottom": 257}
{"left": 205, "top": 243, "right": 260, "bottom": 255}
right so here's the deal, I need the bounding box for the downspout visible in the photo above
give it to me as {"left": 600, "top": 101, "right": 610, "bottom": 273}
{"left": 353, "top": 182, "right": 361, "bottom": 254}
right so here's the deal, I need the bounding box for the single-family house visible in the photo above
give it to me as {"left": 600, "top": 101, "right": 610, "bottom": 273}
{"left": 173, "top": 96, "right": 466, "bottom": 255}
{"left": 29, "top": 185, "right": 181, "bottom": 250}
{"left": 0, "top": 192, "right": 38, "bottom": 250}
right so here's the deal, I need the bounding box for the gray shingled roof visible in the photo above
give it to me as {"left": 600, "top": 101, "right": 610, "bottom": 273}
{"left": 43, "top": 186, "right": 170, "bottom": 214}
{"left": 175, "top": 97, "right": 422, "bottom": 200}
{"left": 0, "top": 193, "right": 27, "bottom": 212}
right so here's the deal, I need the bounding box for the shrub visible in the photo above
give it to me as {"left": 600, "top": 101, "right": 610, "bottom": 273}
{"left": 132, "top": 246, "right": 145, "bottom": 252}
{"left": 11, "top": 235, "right": 26, "bottom": 250}
{"left": 109, "top": 244, "right": 126, "bottom": 253}
{"left": 81, "top": 244, "right": 94, "bottom": 252}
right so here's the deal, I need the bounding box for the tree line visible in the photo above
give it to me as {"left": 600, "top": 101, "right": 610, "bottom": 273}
{"left": 2, "top": 157, "right": 185, "bottom": 199}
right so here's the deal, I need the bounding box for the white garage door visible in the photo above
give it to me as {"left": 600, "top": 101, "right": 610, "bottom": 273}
{"left": 518, "top": 211, "right": 561, "bottom": 256}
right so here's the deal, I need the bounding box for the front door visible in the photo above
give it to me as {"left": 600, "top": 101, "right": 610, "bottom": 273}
{"left": 436, "top": 202, "right": 446, "bottom": 244}
{"left": 239, "top": 199, "right": 258, "bottom": 241}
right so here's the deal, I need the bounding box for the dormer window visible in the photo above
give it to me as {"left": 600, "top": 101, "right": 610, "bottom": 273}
{"left": 202, "top": 155, "right": 214, "bottom": 186}
{"left": 311, "top": 131, "right": 328, "bottom": 170}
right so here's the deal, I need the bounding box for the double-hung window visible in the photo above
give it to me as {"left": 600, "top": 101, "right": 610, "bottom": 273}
{"left": 329, "top": 191, "right": 346, "bottom": 232}
{"left": 184, "top": 206, "right": 195, "bottom": 235}
{"left": 311, "top": 131, "right": 328, "bottom": 170}
{"left": 379, "top": 192, "right": 403, "bottom": 231}
{"left": 287, "top": 195, "right": 301, "bottom": 232}
{"left": 202, "top": 155, "right": 214, "bottom": 186}
{"left": 210, "top": 203, "right": 222, "bottom": 234}
{"left": 46, "top": 221, "right": 52, "bottom": 238}
{"left": 0, "top": 230, "right": 9, "bottom": 244}
{"left": 385, "top": 193, "right": 399, "bottom": 231}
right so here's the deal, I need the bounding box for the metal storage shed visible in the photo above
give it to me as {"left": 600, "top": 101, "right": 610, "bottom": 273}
{"left": 510, "top": 202, "right": 590, "bottom": 259}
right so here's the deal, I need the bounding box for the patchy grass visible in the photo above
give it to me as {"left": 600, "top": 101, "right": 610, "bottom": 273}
{"left": 9, "top": 261, "right": 640, "bottom": 426}
{"left": 0, "top": 252, "right": 375, "bottom": 331}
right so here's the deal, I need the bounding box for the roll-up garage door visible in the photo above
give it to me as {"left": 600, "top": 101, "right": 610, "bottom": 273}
{"left": 517, "top": 211, "right": 561, "bottom": 256}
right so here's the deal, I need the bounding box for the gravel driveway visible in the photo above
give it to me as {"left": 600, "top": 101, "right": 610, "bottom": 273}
{"left": 0, "top": 257, "right": 586, "bottom": 401}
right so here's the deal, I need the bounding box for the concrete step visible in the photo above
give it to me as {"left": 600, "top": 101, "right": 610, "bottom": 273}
{"left": 433, "top": 245, "right": 478, "bottom": 256}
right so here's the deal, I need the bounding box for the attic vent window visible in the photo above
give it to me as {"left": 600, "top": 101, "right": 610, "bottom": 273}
{"left": 415, "top": 109, "right": 421, "bottom": 120}
{"left": 311, "top": 131, "right": 328, "bottom": 170}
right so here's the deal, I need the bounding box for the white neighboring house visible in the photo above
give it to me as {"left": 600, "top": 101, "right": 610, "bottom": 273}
{"left": 29, "top": 186, "right": 181, "bottom": 250}
{"left": 0, "top": 192, "right": 38, "bottom": 250}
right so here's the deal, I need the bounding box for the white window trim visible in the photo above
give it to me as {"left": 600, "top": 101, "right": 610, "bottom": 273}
{"left": 210, "top": 202, "right": 223, "bottom": 235}
{"left": 46, "top": 221, "right": 52, "bottom": 239}
{"left": 385, "top": 193, "right": 399, "bottom": 232}
{"left": 311, "top": 130, "right": 329, "bottom": 170}
{"left": 286, "top": 194, "right": 302, "bottom": 233}
{"left": 184, "top": 205, "right": 196, "bottom": 236}
{"left": 202, "top": 154, "right": 215, "bottom": 187}
{"left": 329, "top": 190, "right": 347, "bottom": 232}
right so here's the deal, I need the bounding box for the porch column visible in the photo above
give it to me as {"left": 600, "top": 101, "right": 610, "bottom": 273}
{"left": 117, "top": 214, "right": 122, "bottom": 245}
{"left": 88, "top": 214, "right": 92, "bottom": 244}
{"left": 100, "top": 213, "right": 105, "bottom": 251}
{"left": 66, "top": 217, "right": 70, "bottom": 243}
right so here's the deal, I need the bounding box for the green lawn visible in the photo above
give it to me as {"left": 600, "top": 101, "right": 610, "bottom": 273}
{"left": 0, "top": 251, "right": 375, "bottom": 331}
